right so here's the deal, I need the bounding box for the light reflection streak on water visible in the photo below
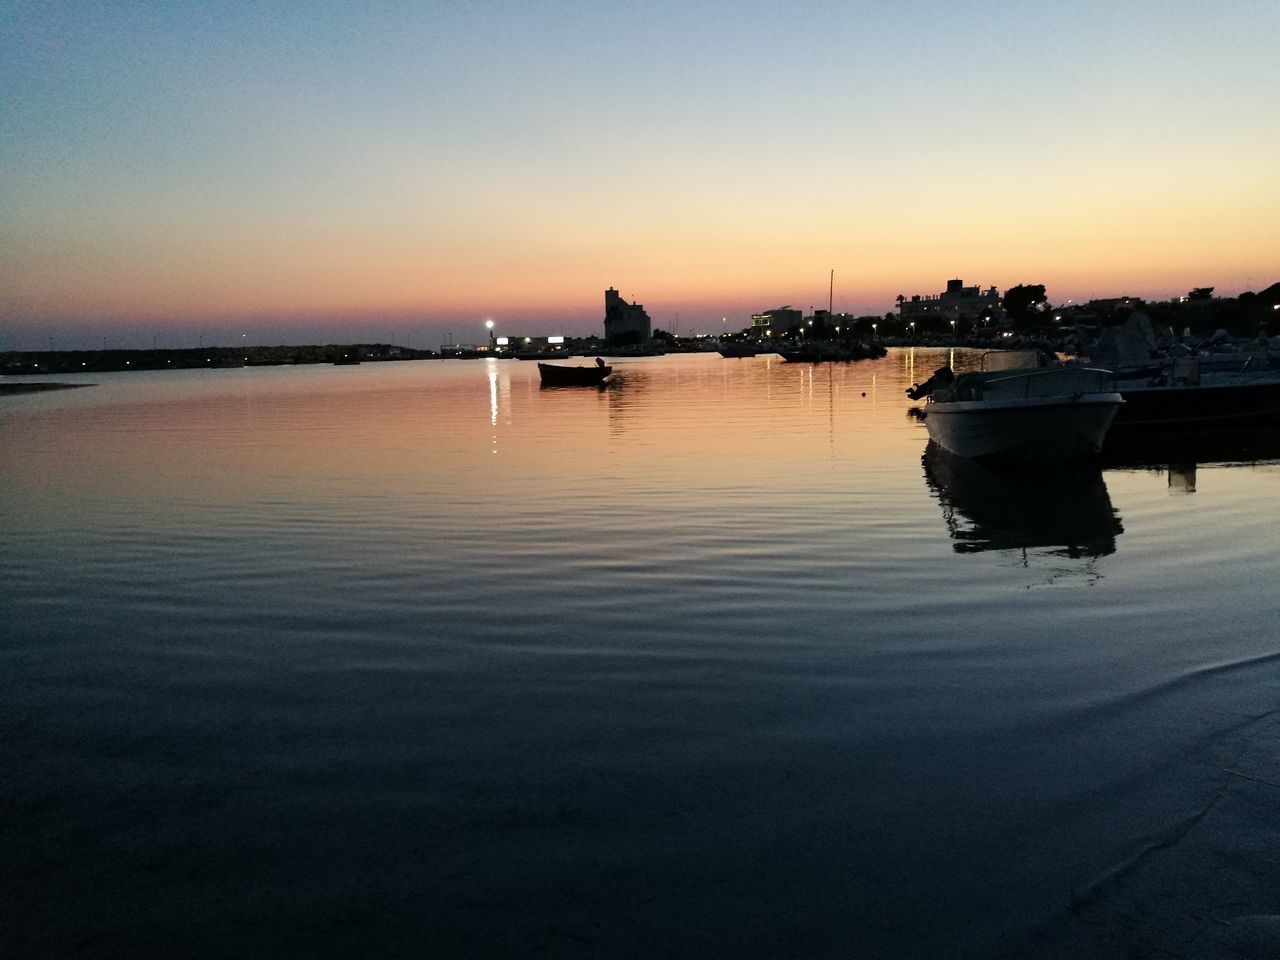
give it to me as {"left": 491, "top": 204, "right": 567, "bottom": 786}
{"left": 487, "top": 359, "right": 498, "bottom": 427}
{"left": 487, "top": 359, "right": 500, "bottom": 456}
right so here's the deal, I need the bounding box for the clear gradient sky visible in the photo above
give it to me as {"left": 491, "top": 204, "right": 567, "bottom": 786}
{"left": 2, "top": 0, "right": 1278, "bottom": 348}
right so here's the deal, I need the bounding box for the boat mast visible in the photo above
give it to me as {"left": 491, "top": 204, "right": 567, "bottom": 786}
{"left": 829, "top": 269, "right": 834, "bottom": 316}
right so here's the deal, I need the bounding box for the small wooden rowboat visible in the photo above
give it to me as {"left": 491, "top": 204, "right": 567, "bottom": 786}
{"left": 538, "top": 361, "right": 612, "bottom": 387}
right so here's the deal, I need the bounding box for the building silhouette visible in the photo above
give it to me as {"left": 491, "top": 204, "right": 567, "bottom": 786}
{"left": 898, "top": 278, "right": 1002, "bottom": 326}
{"left": 750, "top": 305, "right": 802, "bottom": 332}
{"left": 604, "top": 288, "right": 651, "bottom": 345}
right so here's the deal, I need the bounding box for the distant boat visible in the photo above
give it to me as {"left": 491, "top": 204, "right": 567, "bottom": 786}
{"left": 717, "top": 343, "right": 765, "bottom": 358}
{"left": 538, "top": 360, "right": 611, "bottom": 387}
{"left": 601, "top": 344, "right": 665, "bottom": 357}
{"left": 777, "top": 341, "right": 886, "bottom": 363}
{"left": 514, "top": 349, "right": 574, "bottom": 360}
{"left": 908, "top": 351, "right": 1123, "bottom": 465}
{"left": 333, "top": 353, "right": 361, "bottom": 365}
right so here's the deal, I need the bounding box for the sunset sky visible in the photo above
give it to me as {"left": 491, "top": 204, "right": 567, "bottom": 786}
{"left": 2, "top": 0, "right": 1278, "bottom": 349}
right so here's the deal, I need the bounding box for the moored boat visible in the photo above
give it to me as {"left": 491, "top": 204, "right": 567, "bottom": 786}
{"left": 908, "top": 352, "right": 1123, "bottom": 465}
{"left": 1107, "top": 360, "right": 1280, "bottom": 434}
{"left": 1088, "top": 312, "right": 1280, "bottom": 434}
{"left": 717, "top": 343, "right": 764, "bottom": 358}
{"left": 537, "top": 360, "right": 612, "bottom": 387}
{"left": 777, "top": 341, "right": 886, "bottom": 363}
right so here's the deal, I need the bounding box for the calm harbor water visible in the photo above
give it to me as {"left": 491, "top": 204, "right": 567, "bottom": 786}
{"left": 4, "top": 350, "right": 1280, "bottom": 958}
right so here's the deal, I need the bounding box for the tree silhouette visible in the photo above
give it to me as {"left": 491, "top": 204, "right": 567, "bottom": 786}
{"left": 1002, "top": 284, "right": 1047, "bottom": 325}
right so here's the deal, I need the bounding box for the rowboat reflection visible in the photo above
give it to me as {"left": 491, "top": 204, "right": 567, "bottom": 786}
{"left": 922, "top": 441, "right": 1123, "bottom": 557}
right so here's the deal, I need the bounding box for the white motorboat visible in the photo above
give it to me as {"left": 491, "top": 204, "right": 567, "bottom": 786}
{"left": 908, "top": 352, "right": 1123, "bottom": 465}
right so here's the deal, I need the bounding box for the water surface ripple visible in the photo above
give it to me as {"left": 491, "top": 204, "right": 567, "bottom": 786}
{"left": 3, "top": 352, "right": 1279, "bottom": 958}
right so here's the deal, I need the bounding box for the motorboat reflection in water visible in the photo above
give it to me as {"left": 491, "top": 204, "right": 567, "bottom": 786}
{"left": 538, "top": 358, "right": 612, "bottom": 387}
{"left": 908, "top": 351, "right": 1123, "bottom": 466}
{"left": 922, "top": 441, "right": 1122, "bottom": 558}
{"left": 1101, "top": 426, "right": 1280, "bottom": 496}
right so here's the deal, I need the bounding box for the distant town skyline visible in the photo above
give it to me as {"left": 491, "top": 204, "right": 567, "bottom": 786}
{"left": 3, "top": 1, "right": 1278, "bottom": 350}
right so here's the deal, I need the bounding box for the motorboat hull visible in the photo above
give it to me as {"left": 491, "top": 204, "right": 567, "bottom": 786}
{"left": 1109, "top": 378, "right": 1280, "bottom": 433}
{"left": 925, "top": 393, "right": 1123, "bottom": 465}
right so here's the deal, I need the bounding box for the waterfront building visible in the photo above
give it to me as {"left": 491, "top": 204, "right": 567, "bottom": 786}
{"left": 897, "top": 278, "right": 1003, "bottom": 325}
{"left": 750, "top": 305, "right": 802, "bottom": 332}
{"left": 604, "top": 288, "right": 652, "bottom": 345}
{"left": 492, "top": 334, "right": 568, "bottom": 355}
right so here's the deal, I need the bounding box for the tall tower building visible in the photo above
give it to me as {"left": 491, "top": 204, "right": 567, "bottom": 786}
{"left": 603, "top": 288, "right": 652, "bottom": 345}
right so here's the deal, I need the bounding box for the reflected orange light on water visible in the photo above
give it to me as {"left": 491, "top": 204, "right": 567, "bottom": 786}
{"left": 5, "top": 357, "right": 948, "bottom": 528}
{"left": 7, "top": 352, "right": 1280, "bottom": 574}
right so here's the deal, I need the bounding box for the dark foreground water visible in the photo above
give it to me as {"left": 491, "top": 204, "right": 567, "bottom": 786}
{"left": 3, "top": 351, "right": 1280, "bottom": 958}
